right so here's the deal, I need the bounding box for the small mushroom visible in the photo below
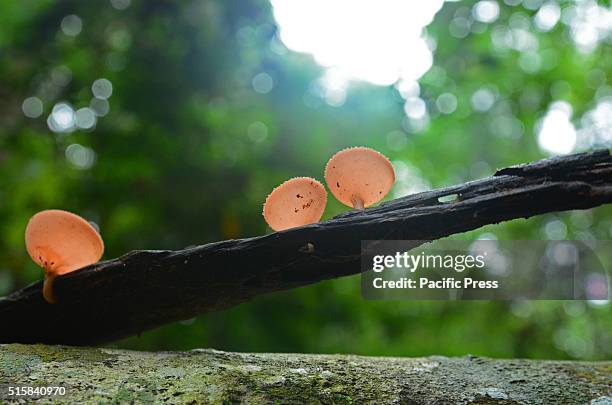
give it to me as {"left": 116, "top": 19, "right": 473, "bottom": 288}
{"left": 263, "top": 177, "right": 327, "bottom": 231}
{"left": 324, "top": 147, "right": 395, "bottom": 209}
{"left": 25, "top": 209, "right": 104, "bottom": 303}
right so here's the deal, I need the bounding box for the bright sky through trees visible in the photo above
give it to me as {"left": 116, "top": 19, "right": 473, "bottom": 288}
{"left": 271, "top": 0, "right": 612, "bottom": 156}
{"left": 271, "top": 0, "right": 443, "bottom": 86}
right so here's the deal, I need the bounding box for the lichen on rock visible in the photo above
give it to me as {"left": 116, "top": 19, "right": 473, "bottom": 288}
{"left": 0, "top": 344, "right": 610, "bottom": 404}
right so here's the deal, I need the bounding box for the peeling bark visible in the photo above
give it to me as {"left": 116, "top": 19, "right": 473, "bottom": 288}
{"left": 1, "top": 150, "right": 611, "bottom": 345}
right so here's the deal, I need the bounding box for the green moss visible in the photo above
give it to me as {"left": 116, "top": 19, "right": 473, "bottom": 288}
{"left": 112, "top": 377, "right": 157, "bottom": 404}
{"left": 568, "top": 363, "right": 612, "bottom": 387}
{"left": 0, "top": 349, "right": 42, "bottom": 376}
{"left": 1, "top": 345, "right": 610, "bottom": 404}
{"left": 6, "top": 344, "right": 115, "bottom": 364}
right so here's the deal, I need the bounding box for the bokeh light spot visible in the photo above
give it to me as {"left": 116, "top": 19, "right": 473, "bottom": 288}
{"left": 47, "top": 102, "right": 76, "bottom": 133}
{"left": 471, "top": 88, "right": 496, "bottom": 112}
{"left": 90, "top": 97, "right": 110, "bottom": 117}
{"left": 436, "top": 92, "right": 458, "bottom": 114}
{"left": 252, "top": 72, "right": 274, "bottom": 94}
{"left": 65, "top": 144, "right": 96, "bottom": 169}
{"left": 110, "top": 0, "right": 131, "bottom": 10}
{"left": 75, "top": 108, "right": 97, "bottom": 130}
{"left": 61, "top": 15, "right": 82, "bottom": 37}
{"left": 92, "top": 78, "right": 113, "bottom": 99}
{"left": 22, "top": 97, "right": 43, "bottom": 118}
{"left": 534, "top": 1, "right": 561, "bottom": 31}
{"left": 543, "top": 219, "right": 568, "bottom": 240}
{"left": 247, "top": 121, "right": 268, "bottom": 142}
{"left": 472, "top": 1, "right": 500, "bottom": 23}
{"left": 404, "top": 97, "right": 427, "bottom": 120}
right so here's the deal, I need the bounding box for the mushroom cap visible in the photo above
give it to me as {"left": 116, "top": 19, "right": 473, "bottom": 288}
{"left": 263, "top": 177, "right": 327, "bottom": 231}
{"left": 324, "top": 147, "right": 395, "bottom": 208}
{"left": 25, "top": 209, "right": 104, "bottom": 275}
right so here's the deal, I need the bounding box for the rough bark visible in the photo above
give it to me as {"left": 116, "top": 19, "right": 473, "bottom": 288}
{"left": 1, "top": 150, "right": 611, "bottom": 345}
{"left": 0, "top": 344, "right": 610, "bottom": 404}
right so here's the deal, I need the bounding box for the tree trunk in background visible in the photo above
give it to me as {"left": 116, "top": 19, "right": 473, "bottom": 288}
{"left": 0, "top": 344, "right": 610, "bottom": 404}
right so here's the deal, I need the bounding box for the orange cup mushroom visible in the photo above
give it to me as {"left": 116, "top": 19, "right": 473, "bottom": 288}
{"left": 325, "top": 147, "right": 395, "bottom": 210}
{"left": 263, "top": 177, "right": 327, "bottom": 231}
{"left": 25, "top": 209, "right": 104, "bottom": 304}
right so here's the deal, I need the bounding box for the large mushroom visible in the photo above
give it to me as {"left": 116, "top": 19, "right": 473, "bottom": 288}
{"left": 325, "top": 147, "right": 395, "bottom": 209}
{"left": 263, "top": 177, "right": 327, "bottom": 231}
{"left": 25, "top": 209, "right": 104, "bottom": 303}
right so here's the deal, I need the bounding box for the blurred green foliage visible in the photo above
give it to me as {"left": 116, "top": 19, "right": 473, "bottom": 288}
{"left": 0, "top": 0, "right": 610, "bottom": 360}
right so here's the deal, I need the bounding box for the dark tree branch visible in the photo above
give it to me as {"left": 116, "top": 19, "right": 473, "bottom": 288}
{"left": 1, "top": 150, "right": 611, "bottom": 345}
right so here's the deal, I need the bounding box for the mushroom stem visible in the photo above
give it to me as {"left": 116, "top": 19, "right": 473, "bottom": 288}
{"left": 351, "top": 196, "right": 365, "bottom": 210}
{"left": 43, "top": 272, "right": 57, "bottom": 304}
